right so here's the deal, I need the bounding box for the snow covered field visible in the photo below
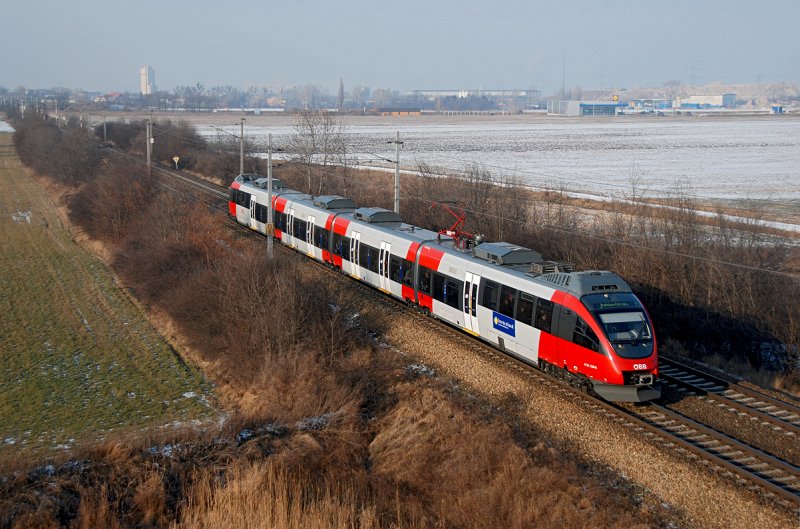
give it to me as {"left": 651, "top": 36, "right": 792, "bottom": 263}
{"left": 199, "top": 115, "right": 799, "bottom": 203}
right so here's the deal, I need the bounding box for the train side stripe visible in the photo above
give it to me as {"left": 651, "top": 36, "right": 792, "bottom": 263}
{"left": 418, "top": 245, "right": 444, "bottom": 271}
{"left": 333, "top": 217, "right": 350, "bottom": 235}
{"left": 405, "top": 242, "right": 421, "bottom": 262}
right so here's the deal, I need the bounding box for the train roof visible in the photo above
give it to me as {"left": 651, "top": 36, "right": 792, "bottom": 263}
{"left": 235, "top": 179, "right": 633, "bottom": 298}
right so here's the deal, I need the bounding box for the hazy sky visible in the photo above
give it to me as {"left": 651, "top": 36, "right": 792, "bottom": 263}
{"left": 2, "top": 0, "right": 798, "bottom": 95}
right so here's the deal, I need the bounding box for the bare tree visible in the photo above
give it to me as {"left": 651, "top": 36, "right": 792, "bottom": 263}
{"left": 289, "top": 111, "right": 347, "bottom": 195}
{"left": 373, "top": 88, "right": 392, "bottom": 109}
{"left": 299, "top": 84, "right": 323, "bottom": 110}
{"left": 350, "top": 86, "right": 369, "bottom": 110}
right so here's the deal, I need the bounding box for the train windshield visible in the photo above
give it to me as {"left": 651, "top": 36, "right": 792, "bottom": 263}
{"left": 598, "top": 312, "right": 652, "bottom": 343}
{"left": 583, "top": 292, "right": 654, "bottom": 359}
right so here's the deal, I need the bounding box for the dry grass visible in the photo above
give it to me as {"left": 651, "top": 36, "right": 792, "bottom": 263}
{"left": 177, "top": 462, "right": 384, "bottom": 529}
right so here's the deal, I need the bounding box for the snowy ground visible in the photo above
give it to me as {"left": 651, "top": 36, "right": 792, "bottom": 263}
{"left": 198, "top": 116, "right": 800, "bottom": 203}
{"left": 0, "top": 121, "right": 15, "bottom": 133}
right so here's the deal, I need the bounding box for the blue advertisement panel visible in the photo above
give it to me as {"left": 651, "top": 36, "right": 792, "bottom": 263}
{"left": 492, "top": 311, "right": 516, "bottom": 337}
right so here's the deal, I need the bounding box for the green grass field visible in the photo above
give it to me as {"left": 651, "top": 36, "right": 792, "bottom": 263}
{"left": 0, "top": 132, "right": 213, "bottom": 455}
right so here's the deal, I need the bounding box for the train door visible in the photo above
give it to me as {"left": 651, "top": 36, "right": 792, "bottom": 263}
{"left": 463, "top": 272, "right": 481, "bottom": 335}
{"left": 249, "top": 195, "right": 257, "bottom": 230}
{"left": 306, "top": 215, "right": 316, "bottom": 255}
{"left": 378, "top": 241, "right": 391, "bottom": 291}
{"left": 349, "top": 231, "right": 361, "bottom": 278}
{"left": 288, "top": 208, "right": 295, "bottom": 246}
{"left": 553, "top": 304, "right": 576, "bottom": 369}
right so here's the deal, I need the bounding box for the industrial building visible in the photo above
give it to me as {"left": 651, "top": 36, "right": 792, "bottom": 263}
{"left": 679, "top": 93, "right": 736, "bottom": 109}
{"left": 547, "top": 100, "right": 625, "bottom": 116}
{"left": 629, "top": 99, "right": 673, "bottom": 110}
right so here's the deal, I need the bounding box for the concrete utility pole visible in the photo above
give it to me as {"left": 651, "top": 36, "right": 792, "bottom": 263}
{"left": 239, "top": 117, "right": 245, "bottom": 175}
{"left": 388, "top": 131, "right": 404, "bottom": 214}
{"left": 266, "top": 133, "right": 274, "bottom": 259}
{"left": 146, "top": 119, "right": 152, "bottom": 176}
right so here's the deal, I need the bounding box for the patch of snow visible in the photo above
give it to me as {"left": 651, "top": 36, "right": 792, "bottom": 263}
{"left": 148, "top": 444, "right": 176, "bottom": 457}
{"left": 266, "top": 422, "right": 288, "bottom": 437}
{"left": 0, "top": 121, "right": 14, "bottom": 133}
{"left": 405, "top": 363, "right": 436, "bottom": 378}
{"left": 4, "top": 438, "right": 15, "bottom": 446}
{"left": 12, "top": 211, "right": 32, "bottom": 224}
{"left": 297, "top": 413, "right": 335, "bottom": 431}
{"left": 182, "top": 391, "right": 197, "bottom": 398}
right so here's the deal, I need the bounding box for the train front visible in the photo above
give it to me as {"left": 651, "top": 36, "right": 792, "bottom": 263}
{"left": 582, "top": 289, "right": 661, "bottom": 402}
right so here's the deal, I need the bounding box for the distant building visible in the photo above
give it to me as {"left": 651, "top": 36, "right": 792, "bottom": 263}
{"left": 140, "top": 66, "right": 156, "bottom": 95}
{"left": 679, "top": 93, "right": 736, "bottom": 109}
{"left": 548, "top": 100, "right": 625, "bottom": 117}
{"left": 630, "top": 99, "right": 673, "bottom": 110}
{"left": 375, "top": 108, "right": 422, "bottom": 117}
{"left": 409, "top": 88, "right": 542, "bottom": 109}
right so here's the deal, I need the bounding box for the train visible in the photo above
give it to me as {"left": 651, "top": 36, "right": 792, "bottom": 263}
{"left": 229, "top": 173, "right": 661, "bottom": 402}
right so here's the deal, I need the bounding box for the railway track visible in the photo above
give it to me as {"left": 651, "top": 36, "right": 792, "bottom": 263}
{"left": 621, "top": 402, "right": 800, "bottom": 505}
{"left": 659, "top": 356, "right": 800, "bottom": 437}
{"left": 141, "top": 150, "right": 799, "bottom": 509}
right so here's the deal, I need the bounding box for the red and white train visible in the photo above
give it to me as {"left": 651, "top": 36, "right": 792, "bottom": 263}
{"left": 229, "top": 174, "right": 660, "bottom": 402}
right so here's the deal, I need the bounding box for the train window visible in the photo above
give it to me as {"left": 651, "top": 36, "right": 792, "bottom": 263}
{"left": 433, "top": 273, "right": 463, "bottom": 307}
{"left": 444, "top": 277, "right": 462, "bottom": 309}
{"left": 401, "top": 259, "right": 414, "bottom": 286}
{"left": 573, "top": 317, "right": 600, "bottom": 352}
{"left": 480, "top": 280, "right": 498, "bottom": 310}
{"left": 418, "top": 266, "right": 432, "bottom": 294}
{"left": 293, "top": 219, "right": 306, "bottom": 240}
{"left": 498, "top": 285, "right": 516, "bottom": 318}
{"left": 358, "top": 244, "right": 379, "bottom": 272}
{"left": 433, "top": 274, "right": 445, "bottom": 303}
{"left": 340, "top": 236, "right": 350, "bottom": 259}
{"left": 390, "top": 256, "right": 401, "bottom": 283}
{"left": 236, "top": 190, "right": 250, "bottom": 207}
{"left": 534, "top": 299, "right": 554, "bottom": 333}
{"left": 368, "top": 247, "right": 380, "bottom": 273}
{"left": 274, "top": 211, "right": 286, "bottom": 232}
{"left": 516, "top": 292, "right": 535, "bottom": 326}
{"left": 255, "top": 203, "right": 269, "bottom": 223}
{"left": 318, "top": 228, "right": 329, "bottom": 250}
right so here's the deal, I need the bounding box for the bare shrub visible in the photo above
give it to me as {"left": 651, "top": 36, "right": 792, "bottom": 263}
{"left": 98, "top": 121, "right": 142, "bottom": 150}
{"left": 68, "top": 158, "right": 156, "bottom": 242}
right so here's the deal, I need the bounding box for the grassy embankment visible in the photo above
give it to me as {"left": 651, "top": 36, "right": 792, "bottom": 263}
{"left": 0, "top": 132, "right": 212, "bottom": 456}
